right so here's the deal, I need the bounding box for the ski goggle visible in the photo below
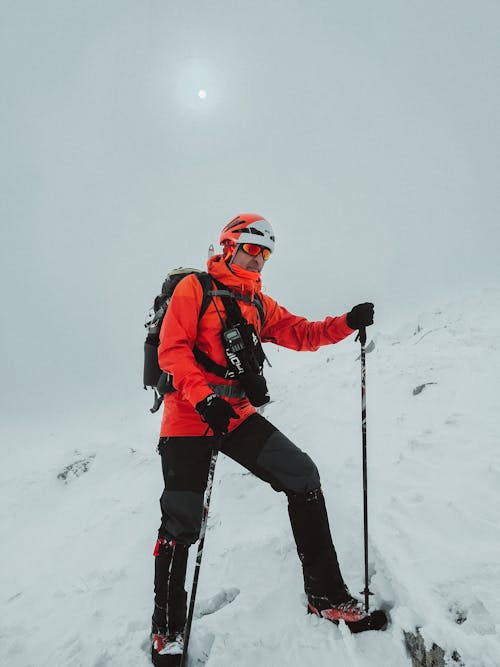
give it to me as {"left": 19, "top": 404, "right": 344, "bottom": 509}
{"left": 241, "top": 243, "right": 272, "bottom": 261}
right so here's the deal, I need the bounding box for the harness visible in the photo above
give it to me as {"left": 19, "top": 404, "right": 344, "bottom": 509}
{"left": 192, "top": 275, "right": 265, "bottom": 381}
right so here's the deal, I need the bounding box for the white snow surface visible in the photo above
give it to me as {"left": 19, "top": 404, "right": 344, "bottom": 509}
{"left": 1, "top": 288, "right": 499, "bottom": 667}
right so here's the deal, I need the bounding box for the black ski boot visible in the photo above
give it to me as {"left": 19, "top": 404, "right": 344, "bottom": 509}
{"left": 151, "top": 539, "right": 189, "bottom": 666}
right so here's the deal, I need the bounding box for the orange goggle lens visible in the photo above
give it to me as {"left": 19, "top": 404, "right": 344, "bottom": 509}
{"left": 241, "top": 243, "right": 272, "bottom": 261}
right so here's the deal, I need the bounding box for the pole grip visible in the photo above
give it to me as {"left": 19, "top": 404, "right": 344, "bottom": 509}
{"left": 355, "top": 326, "right": 367, "bottom": 346}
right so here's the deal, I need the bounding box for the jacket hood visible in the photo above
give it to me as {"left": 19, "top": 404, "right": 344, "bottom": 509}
{"left": 207, "top": 254, "right": 262, "bottom": 297}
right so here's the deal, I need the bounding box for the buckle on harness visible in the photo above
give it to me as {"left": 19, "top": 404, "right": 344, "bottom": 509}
{"left": 209, "top": 383, "right": 246, "bottom": 399}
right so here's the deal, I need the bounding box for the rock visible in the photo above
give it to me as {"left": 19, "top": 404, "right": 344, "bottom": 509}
{"left": 404, "top": 629, "right": 464, "bottom": 667}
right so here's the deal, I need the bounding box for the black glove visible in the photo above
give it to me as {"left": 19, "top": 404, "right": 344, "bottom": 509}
{"left": 346, "top": 302, "right": 375, "bottom": 330}
{"left": 238, "top": 373, "right": 270, "bottom": 408}
{"left": 195, "top": 394, "right": 240, "bottom": 436}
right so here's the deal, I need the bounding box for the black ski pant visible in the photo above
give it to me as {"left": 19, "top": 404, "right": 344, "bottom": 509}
{"left": 153, "top": 413, "right": 347, "bottom": 632}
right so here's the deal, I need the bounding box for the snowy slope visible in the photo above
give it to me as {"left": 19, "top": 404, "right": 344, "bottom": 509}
{"left": 1, "top": 288, "right": 499, "bottom": 667}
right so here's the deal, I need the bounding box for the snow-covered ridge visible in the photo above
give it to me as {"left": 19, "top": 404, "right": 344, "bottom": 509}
{"left": 1, "top": 288, "right": 499, "bottom": 666}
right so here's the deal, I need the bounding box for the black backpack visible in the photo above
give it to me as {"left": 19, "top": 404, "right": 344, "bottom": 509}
{"left": 143, "top": 267, "right": 265, "bottom": 413}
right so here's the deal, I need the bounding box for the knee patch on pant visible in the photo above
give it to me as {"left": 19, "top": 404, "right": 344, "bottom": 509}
{"left": 256, "top": 430, "right": 321, "bottom": 494}
{"left": 159, "top": 490, "right": 205, "bottom": 545}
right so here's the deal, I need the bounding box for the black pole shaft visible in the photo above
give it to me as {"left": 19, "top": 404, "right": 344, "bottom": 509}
{"left": 180, "top": 449, "right": 219, "bottom": 667}
{"left": 358, "top": 326, "right": 371, "bottom": 613}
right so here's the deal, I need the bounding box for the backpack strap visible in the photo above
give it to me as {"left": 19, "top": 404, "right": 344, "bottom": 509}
{"left": 195, "top": 271, "right": 215, "bottom": 322}
{"left": 192, "top": 272, "right": 237, "bottom": 379}
{"left": 193, "top": 347, "right": 235, "bottom": 379}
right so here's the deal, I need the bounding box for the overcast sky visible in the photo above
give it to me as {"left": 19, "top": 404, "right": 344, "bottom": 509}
{"left": 1, "top": 0, "right": 499, "bottom": 425}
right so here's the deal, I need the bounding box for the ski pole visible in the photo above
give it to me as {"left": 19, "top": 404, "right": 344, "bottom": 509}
{"left": 356, "top": 326, "right": 372, "bottom": 613}
{"left": 180, "top": 448, "right": 219, "bottom": 667}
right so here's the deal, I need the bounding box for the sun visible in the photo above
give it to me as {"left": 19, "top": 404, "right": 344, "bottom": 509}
{"left": 198, "top": 89, "right": 207, "bottom": 100}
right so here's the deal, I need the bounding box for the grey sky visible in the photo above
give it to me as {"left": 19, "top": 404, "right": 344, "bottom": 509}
{"left": 1, "top": 1, "right": 499, "bottom": 424}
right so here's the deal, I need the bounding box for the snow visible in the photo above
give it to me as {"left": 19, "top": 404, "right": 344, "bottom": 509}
{"left": 1, "top": 288, "right": 500, "bottom": 666}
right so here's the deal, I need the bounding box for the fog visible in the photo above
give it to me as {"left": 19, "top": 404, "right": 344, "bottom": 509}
{"left": 1, "top": 1, "right": 499, "bottom": 425}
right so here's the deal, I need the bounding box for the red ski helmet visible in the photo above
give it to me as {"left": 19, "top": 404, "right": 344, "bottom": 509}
{"left": 220, "top": 214, "right": 275, "bottom": 254}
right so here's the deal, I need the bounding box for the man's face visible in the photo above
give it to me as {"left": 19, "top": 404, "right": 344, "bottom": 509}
{"left": 231, "top": 245, "right": 268, "bottom": 273}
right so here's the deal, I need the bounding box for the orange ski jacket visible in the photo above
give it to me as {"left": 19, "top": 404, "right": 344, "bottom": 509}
{"left": 158, "top": 255, "right": 355, "bottom": 436}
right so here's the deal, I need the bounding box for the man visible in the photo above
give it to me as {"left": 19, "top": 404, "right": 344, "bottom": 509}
{"left": 151, "top": 214, "right": 385, "bottom": 666}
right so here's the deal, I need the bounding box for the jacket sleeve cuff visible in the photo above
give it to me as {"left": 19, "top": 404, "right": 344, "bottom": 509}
{"left": 323, "top": 312, "right": 356, "bottom": 345}
{"left": 187, "top": 385, "right": 216, "bottom": 409}
{"left": 342, "top": 312, "right": 356, "bottom": 333}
